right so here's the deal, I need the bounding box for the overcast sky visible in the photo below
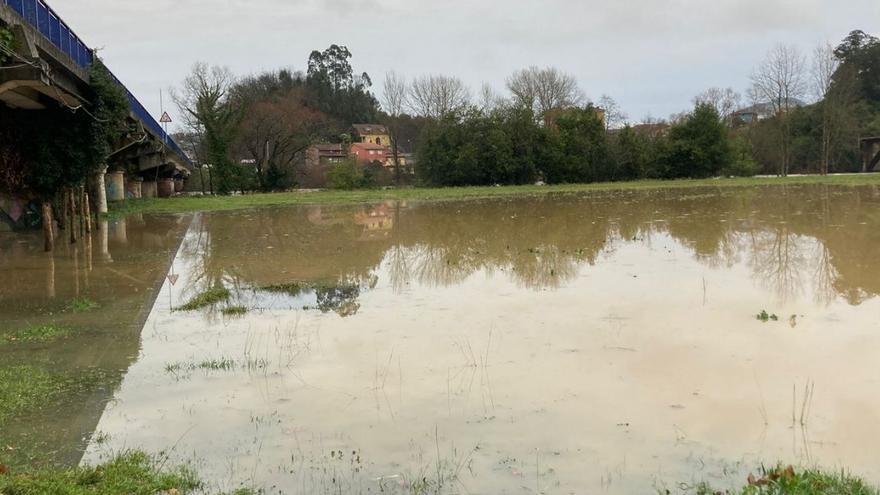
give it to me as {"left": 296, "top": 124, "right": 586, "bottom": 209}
{"left": 51, "top": 0, "right": 878, "bottom": 129}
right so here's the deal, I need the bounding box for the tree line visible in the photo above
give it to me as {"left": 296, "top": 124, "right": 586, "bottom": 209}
{"left": 175, "top": 30, "right": 879, "bottom": 193}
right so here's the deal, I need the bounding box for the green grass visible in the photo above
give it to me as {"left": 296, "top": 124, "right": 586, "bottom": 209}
{"left": 0, "top": 450, "right": 261, "bottom": 495}
{"left": 0, "top": 325, "right": 69, "bottom": 345}
{"left": 220, "top": 306, "right": 249, "bottom": 316}
{"left": 694, "top": 465, "right": 879, "bottom": 495}
{"left": 0, "top": 366, "right": 65, "bottom": 425}
{"left": 66, "top": 297, "right": 99, "bottom": 313}
{"left": 0, "top": 366, "right": 113, "bottom": 428}
{"left": 176, "top": 287, "right": 231, "bottom": 311}
{"left": 107, "top": 175, "right": 880, "bottom": 217}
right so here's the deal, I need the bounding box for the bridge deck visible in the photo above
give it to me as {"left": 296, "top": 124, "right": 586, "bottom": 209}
{"left": 2, "top": 0, "right": 189, "bottom": 164}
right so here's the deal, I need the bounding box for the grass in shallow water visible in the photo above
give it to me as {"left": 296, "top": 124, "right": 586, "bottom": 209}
{"left": 176, "top": 288, "right": 231, "bottom": 311}
{"left": 0, "top": 325, "right": 69, "bottom": 345}
{"left": 67, "top": 297, "right": 99, "bottom": 313}
{"left": 0, "top": 366, "right": 64, "bottom": 425}
{"left": 221, "top": 306, "right": 249, "bottom": 316}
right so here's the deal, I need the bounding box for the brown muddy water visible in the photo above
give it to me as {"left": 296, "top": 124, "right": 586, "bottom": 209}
{"left": 2, "top": 185, "right": 880, "bottom": 494}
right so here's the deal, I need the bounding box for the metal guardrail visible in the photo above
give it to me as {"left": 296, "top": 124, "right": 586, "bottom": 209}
{"left": 3, "top": 0, "right": 190, "bottom": 164}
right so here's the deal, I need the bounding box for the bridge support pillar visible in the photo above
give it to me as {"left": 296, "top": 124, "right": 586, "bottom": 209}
{"left": 157, "top": 178, "right": 175, "bottom": 198}
{"left": 106, "top": 171, "right": 125, "bottom": 202}
{"left": 142, "top": 181, "right": 158, "bottom": 199}
{"left": 125, "top": 177, "right": 143, "bottom": 199}
{"left": 94, "top": 167, "right": 109, "bottom": 214}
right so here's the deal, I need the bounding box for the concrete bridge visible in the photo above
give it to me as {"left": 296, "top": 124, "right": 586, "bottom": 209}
{"left": 862, "top": 137, "right": 880, "bottom": 173}
{"left": 0, "top": 0, "right": 189, "bottom": 218}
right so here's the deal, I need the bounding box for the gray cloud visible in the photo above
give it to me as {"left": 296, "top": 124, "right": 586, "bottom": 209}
{"left": 51, "top": 0, "right": 877, "bottom": 125}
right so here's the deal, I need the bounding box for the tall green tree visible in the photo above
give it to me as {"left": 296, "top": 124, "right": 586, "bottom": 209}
{"left": 306, "top": 44, "right": 378, "bottom": 124}
{"left": 657, "top": 104, "right": 733, "bottom": 179}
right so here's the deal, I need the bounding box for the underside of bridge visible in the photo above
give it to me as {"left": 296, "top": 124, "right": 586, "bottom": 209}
{"left": 862, "top": 137, "right": 880, "bottom": 173}
{"left": 0, "top": 1, "right": 190, "bottom": 223}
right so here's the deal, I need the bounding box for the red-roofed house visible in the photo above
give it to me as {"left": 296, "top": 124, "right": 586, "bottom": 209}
{"left": 350, "top": 142, "right": 389, "bottom": 166}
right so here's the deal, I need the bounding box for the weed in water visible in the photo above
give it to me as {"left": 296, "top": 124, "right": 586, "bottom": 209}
{"left": 221, "top": 306, "right": 249, "bottom": 316}
{"left": 0, "top": 325, "right": 69, "bottom": 345}
{"left": 165, "top": 357, "right": 254, "bottom": 378}
{"left": 756, "top": 310, "right": 779, "bottom": 323}
{"left": 260, "top": 282, "right": 307, "bottom": 297}
{"left": 67, "top": 297, "right": 99, "bottom": 313}
{"left": 176, "top": 287, "right": 231, "bottom": 311}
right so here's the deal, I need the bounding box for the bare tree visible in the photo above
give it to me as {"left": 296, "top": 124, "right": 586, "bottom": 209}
{"left": 812, "top": 43, "right": 840, "bottom": 175}
{"left": 506, "top": 66, "right": 584, "bottom": 124}
{"left": 236, "top": 88, "right": 327, "bottom": 190}
{"left": 381, "top": 71, "right": 409, "bottom": 183}
{"left": 693, "top": 87, "right": 741, "bottom": 123}
{"left": 749, "top": 44, "right": 807, "bottom": 176}
{"left": 812, "top": 43, "right": 839, "bottom": 101}
{"left": 408, "top": 74, "right": 471, "bottom": 119}
{"left": 478, "top": 83, "right": 507, "bottom": 114}
{"left": 172, "top": 63, "right": 240, "bottom": 193}
{"left": 597, "top": 94, "right": 627, "bottom": 130}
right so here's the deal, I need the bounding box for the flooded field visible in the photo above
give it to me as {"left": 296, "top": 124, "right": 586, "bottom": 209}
{"left": 2, "top": 184, "right": 880, "bottom": 494}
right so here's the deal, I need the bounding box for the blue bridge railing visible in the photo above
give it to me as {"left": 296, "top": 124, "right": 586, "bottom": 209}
{"left": 4, "top": 0, "right": 191, "bottom": 165}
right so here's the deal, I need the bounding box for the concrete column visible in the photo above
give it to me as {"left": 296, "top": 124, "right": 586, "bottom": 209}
{"left": 157, "top": 178, "right": 175, "bottom": 198}
{"left": 141, "top": 181, "right": 158, "bottom": 199}
{"left": 105, "top": 171, "right": 125, "bottom": 202}
{"left": 125, "top": 178, "right": 143, "bottom": 199}
{"left": 95, "top": 166, "right": 108, "bottom": 213}
{"left": 110, "top": 217, "right": 127, "bottom": 244}
{"left": 99, "top": 220, "right": 112, "bottom": 262}
{"left": 174, "top": 179, "right": 185, "bottom": 193}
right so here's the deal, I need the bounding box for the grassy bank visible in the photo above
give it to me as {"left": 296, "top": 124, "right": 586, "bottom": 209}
{"left": 693, "top": 464, "right": 879, "bottom": 495}
{"left": 0, "top": 451, "right": 255, "bottom": 495}
{"left": 108, "top": 174, "right": 880, "bottom": 217}
{"left": 1, "top": 457, "right": 876, "bottom": 495}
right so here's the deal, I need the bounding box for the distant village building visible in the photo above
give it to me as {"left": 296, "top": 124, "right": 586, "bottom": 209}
{"left": 731, "top": 99, "right": 805, "bottom": 125}
{"left": 306, "top": 144, "right": 347, "bottom": 168}
{"left": 352, "top": 124, "right": 391, "bottom": 146}
{"left": 350, "top": 142, "right": 389, "bottom": 166}
{"left": 630, "top": 122, "right": 671, "bottom": 139}
{"left": 302, "top": 124, "right": 416, "bottom": 187}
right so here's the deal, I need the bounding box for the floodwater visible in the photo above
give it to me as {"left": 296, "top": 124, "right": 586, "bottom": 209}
{"left": 3, "top": 185, "right": 880, "bottom": 494}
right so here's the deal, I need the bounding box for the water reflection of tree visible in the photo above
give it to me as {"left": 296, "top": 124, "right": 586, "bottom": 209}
{"left": 185, "top": 185, "right": 880, "bottom": 307}
{"left": 747, "top": 228, "right": 808, "bottom": 304}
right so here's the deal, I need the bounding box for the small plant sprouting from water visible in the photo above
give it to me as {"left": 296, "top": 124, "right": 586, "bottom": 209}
{"left": 756, "top": 310, "right": 778, "bottom": 323}
{"left": 176, "top": 287, "right": 231, "bottom": 311}
{"left": 164, "top": 357, "right": 270, "bottom": 378}
{"left": 1, "top": 325, "right": 69, "bottom": 345}
{"left": 68, "top": 297, "right": 99, "bottom": 313}
{"left": 261, "top": 282, "right": 307, "bottom": 297}
{"left": 221, "top": 306, "right": 249, "bottom": 316}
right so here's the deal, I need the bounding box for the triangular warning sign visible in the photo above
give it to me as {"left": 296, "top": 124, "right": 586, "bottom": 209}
{"left": 159, "top": 112, "right": 172, "bottom": 123}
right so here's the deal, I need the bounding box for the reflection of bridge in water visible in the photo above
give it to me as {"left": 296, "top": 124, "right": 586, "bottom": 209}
{"left": 0, "top": 214, "right": 190, "bottom": 467}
